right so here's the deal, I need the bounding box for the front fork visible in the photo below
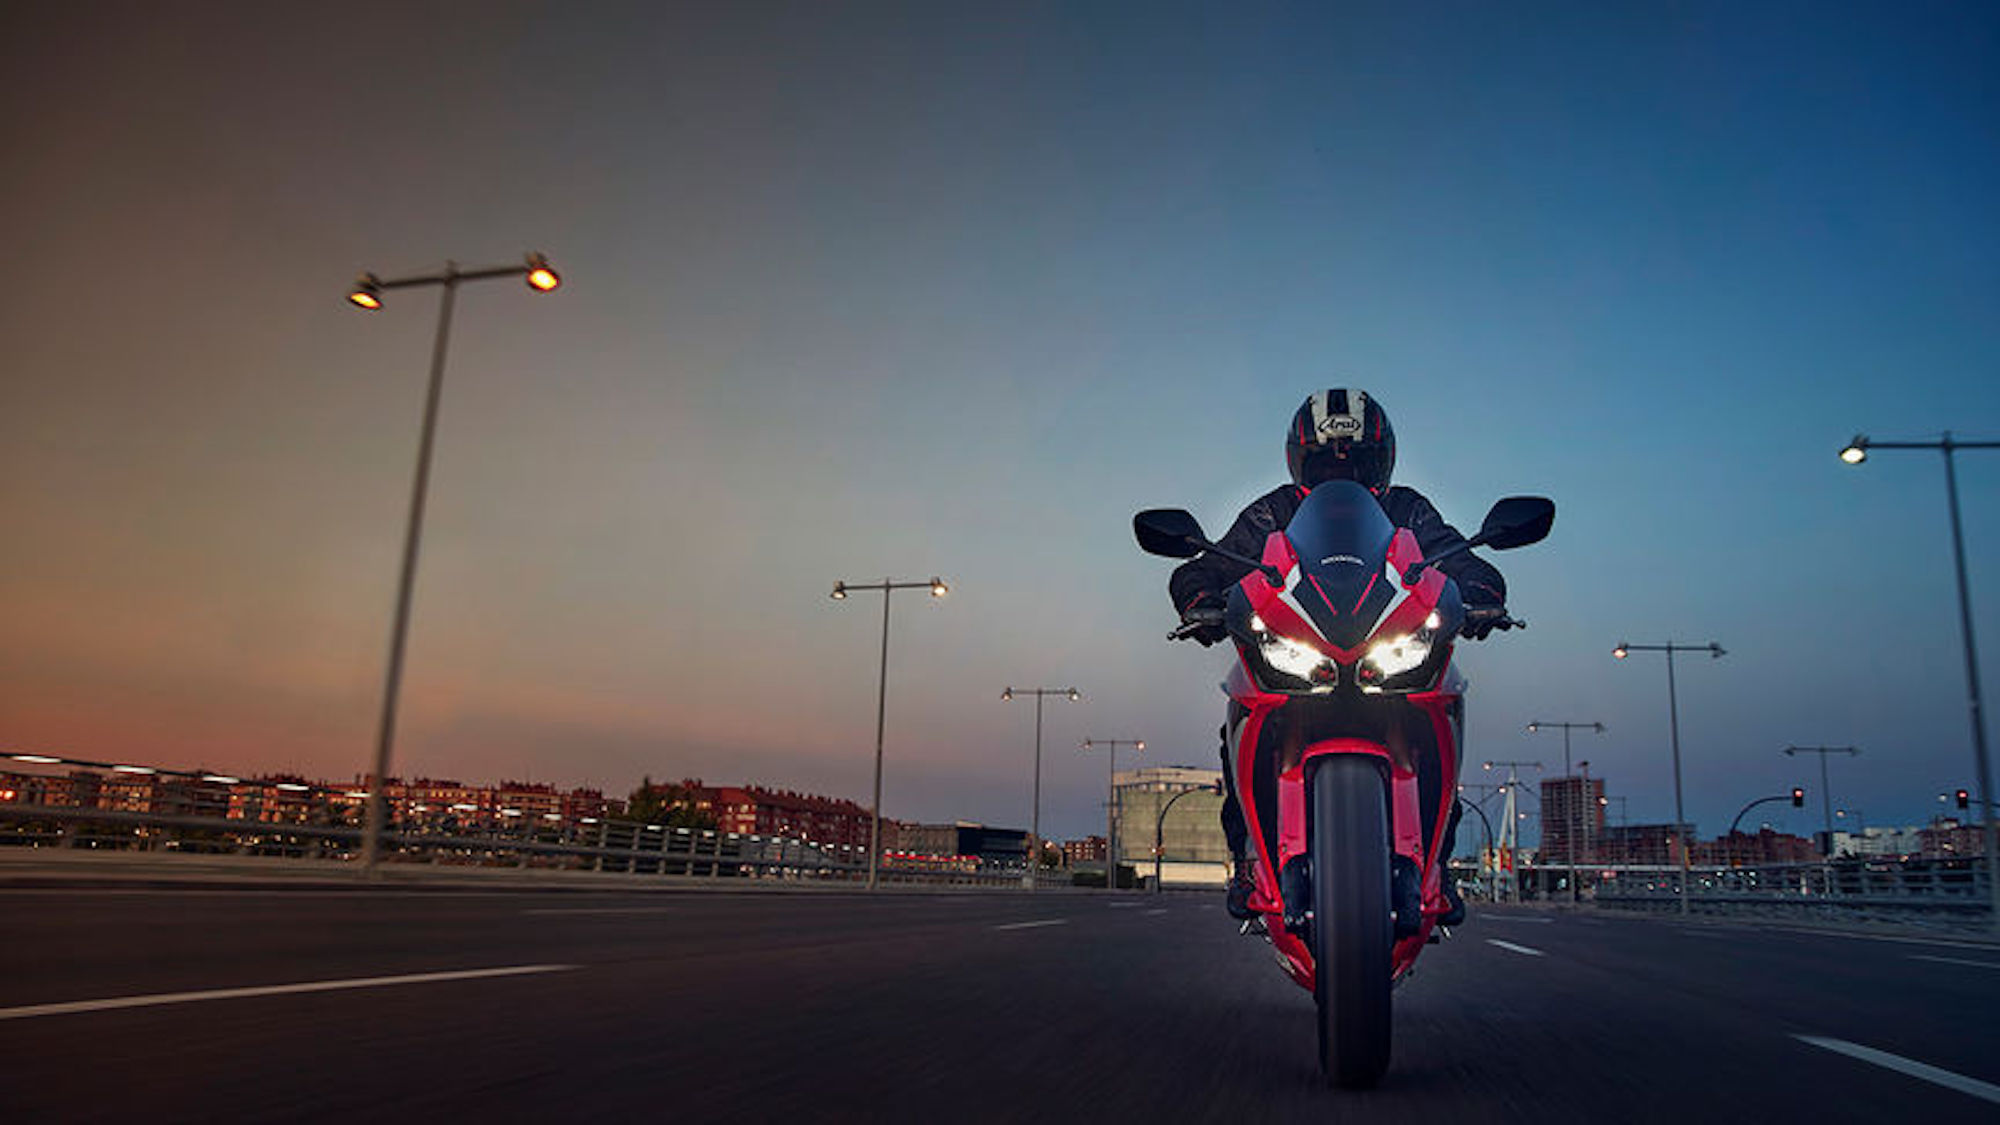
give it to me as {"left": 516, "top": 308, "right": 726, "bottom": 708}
{"left": 1274, "top": 745, "right": 1426, "bottom": 936}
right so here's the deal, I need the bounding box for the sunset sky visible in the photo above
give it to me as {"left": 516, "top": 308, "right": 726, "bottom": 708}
{"left": 4, "top": 1, "right": 1997, "bottom": 842}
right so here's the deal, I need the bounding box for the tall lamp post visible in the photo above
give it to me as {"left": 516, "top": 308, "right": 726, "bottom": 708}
{"left": 1456, "top": 795, "right": 1497, "bottom": 902}
{"left": 831, "top": 577, "right": 949, "bottom": 891}
{"left": 1614, "top": 640, "right": 1725, "bottom": 915}
{"left": 1003, "top": 686, "right": 1080, "bottom": 890}
{"left": 1841, "top": 432, "right": 2000, "bottom": 929}
{"left": 1081, "top": 738, "right": 1143, "bottom": 891}
{"left": 1526, "top": 720, "right": 1604, "bottom": 904}
{"left": 346, "top": 254, "right": 562, "bottom": 877}
{"left": 1153, "top": 778, "right": 1221, "bottom": 893}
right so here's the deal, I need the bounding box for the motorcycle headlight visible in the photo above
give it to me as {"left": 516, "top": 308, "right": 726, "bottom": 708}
{"left": 1249, "top": 614, "right": 1338, "bottom": 692}
{"left": 1357, "top": 612, "right": 1442, "bottom": 692}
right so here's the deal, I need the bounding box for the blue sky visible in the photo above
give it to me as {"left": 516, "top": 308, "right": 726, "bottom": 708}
{"left": 3, "top": 1, "right": 1997, "bottom": 843}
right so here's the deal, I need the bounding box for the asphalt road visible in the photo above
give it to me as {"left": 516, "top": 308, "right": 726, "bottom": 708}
{"left": 1, "top": 887, "right": 1996, "bottom": 1123}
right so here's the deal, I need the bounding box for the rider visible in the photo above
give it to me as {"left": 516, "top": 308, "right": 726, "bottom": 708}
{"left": 1168, "top": 388, "right": 1510, "bottom": 927}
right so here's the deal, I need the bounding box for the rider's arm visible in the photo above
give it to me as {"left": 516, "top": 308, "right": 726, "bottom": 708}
{"left": 1388, "top": 487, "right": 1507, "bottom": 606}
{"left": 1167, "top": 487, "right": 1301, "bottom": 613}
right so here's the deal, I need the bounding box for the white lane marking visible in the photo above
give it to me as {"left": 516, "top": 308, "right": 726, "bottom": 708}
{"left": 1482, "top": 915, "right": 1553, "bottom": 923}
{"left": 0, "top": 965, "right": 578, "bottom": 1022}
{"left": 1144, "top": 909, "right": 1168, "bottom": 916}
{"left": 1677, "top": 929, "right": 1729, "bottom": 938}
{"left": 993, "top": 919, "right": 1068, "bottom": 931}
{"left": 524, "top": 907, "right": 676, "bottom": 915}
{"left": 1108, "top": 902, "right": 1142, "bottom": 908}
{"left": 1770, "top": 927, "right": 2000, "bottom": 952}
{"left": 1910, "top": 954, "right": 2000, "bottom": 970}
{"left": 1795, "top": 1036, "right": 2000, "bottom": 1105}
{"left": 1486, "top": 939, "right": 1545, "bottom": 957}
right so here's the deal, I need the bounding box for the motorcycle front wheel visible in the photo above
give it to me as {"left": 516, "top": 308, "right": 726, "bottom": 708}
{"left": 1310, "top": 754, "right": 1393, "bottom": 1088}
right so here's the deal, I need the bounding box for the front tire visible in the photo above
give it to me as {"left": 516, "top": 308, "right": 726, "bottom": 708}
{"left": 1311, "top": 755, "right": 1393, "bottom": 1088}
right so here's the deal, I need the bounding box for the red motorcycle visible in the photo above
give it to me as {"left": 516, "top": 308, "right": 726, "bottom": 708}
{"left": 1135, "top": 481, "right": 1553, "bottom": 1087}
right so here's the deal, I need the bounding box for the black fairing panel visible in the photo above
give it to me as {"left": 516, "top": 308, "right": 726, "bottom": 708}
{"left": 1283, "top": 481, "right": 1397, "bottom": 651}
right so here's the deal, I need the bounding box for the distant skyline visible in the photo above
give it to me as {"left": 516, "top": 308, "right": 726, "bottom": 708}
{"left": 4, "top": 2, "right": 1998, "bottom": 842}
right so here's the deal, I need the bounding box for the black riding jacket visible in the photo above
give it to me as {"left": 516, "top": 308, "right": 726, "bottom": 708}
{"left": 1168, "top": 484, "right": 1506, "bottom": 615}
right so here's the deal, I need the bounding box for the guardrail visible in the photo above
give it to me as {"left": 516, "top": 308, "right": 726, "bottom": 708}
{"left": 0, "top": 805, "right": 1064, "bottom": 888}
{"left": 1584, "top": 858, "right": 1992, "bottom": 920}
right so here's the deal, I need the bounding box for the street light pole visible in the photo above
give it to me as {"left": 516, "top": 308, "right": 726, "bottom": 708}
{"left": 1456, "top": 794, "right": 1498, "bottom": 903}
{"left": 1003, "top": 686, "right": 1080, "bottom": 890}
{"left": 347, "top": 254, "right": 562, "bottom": 879}
{"left": 831, "top": 577, "right": 950, "bottom": 891}
{"left": 1152, "top": 780, "right": 1217, "bottom": 893}
{"left": 1613, "top": 640, "right": 1725, "bottom": 915}
{"left": 1782, "top": 746, "right": 1859, "bottom": 857}
{"left": 1527, "top": 720, "right": 1604, "bottom": 904}
{"left": 1082, "top": 738, "right": 1143, "bottom": 891}
{"left": 1841, "top": 432, "right": 2000, "bottom": 929}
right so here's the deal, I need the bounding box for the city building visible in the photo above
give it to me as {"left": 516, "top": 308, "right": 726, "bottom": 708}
{"left": 1114, "top": 766, "right": 1229, "bottom": 888}
{"left": 890, "top": 821, "right": 1028, "bottom": 869}
{"left": 1593, "top": 822, "right": 1695, "bottom": 867}
{"left": 1919, "top": 817, "right": 1987, "bottom": 858}
{"left": 1708, "top": 828, "right": 1818, "bottom": 865}
{"left": 677, "top": 780, "right": 872, "bottom": 848}
{"left": 1062, "top": 835, "right": 1107, "bottom": 865}
{"left": 1538, "top": 775, "right": 1605, "bottom": 865}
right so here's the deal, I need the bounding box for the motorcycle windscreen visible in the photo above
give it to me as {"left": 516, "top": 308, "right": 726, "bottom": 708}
{"left": 1282, "top": 481, "right": 1399, "bottom": 651}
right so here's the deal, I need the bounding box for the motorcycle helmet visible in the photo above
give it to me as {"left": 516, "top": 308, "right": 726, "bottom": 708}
{"left": 1285, "top": 388, "right": 1395, "bottom": 493}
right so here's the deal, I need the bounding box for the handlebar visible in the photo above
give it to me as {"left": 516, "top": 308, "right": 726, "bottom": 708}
{"left": 1169, "top": 607, "right": 1225, "bottom": 642}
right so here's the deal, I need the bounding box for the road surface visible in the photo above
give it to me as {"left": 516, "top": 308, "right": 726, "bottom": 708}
{"left": 1, "top": 887, "right": 1995, "bottom": 1122}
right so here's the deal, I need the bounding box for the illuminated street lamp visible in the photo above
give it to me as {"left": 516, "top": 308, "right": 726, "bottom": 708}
{"left": 347, "top": 252, "right": 563, "bottom": 878}
{"left": 1003, "top": 686, "right": 1080, "bottom": 890}
{"left": 1081, "top": 738, "right": 1143, "bottom": 891}
{"left": 1840, "top": 431, "right": 2000, "bottom": 929}
{"left": 1835, "top": 807, "right": 1868, "bottom": 855}
{"left": 1613, "top": 640, "right": 1725, "bottom": 915}
{"left": 831, "top": 576, "right": 950, "bottom": 891}
{"left": 1526, "top": 720, "right": 1604, "bottom": 904}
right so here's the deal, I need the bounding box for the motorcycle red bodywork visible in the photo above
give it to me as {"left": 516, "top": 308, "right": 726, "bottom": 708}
{"left": 1226, "top": 513, "right": 1463, "bottom": 990}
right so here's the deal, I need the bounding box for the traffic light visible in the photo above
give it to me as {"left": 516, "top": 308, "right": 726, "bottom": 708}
{"left": 1957, "top": 789, "right": 1971, "bottom": 811}
{"left": 1791, "top": 788, "right": 1805, "bottom": 808}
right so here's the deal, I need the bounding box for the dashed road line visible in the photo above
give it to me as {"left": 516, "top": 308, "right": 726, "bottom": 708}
{"left": 993, "top": 919, "right": 1068, "bottom": 931}
{"left": 1795, "top": 1035, "right": 2000, "bottom": 1105}
{"left": 1770, "top": 927, "right": 2000, "bottom": 952}
{"left": 0, "top": 965, "right": 579, "bottom": 1022}
{"left": 1486, "top": 939, "right": 1545, "bottom": 957}
{"left": 525, "top": 907, "right": 677, "bottom": 915}
{"left": 1144, "top": 908, "right": 1168, "bottom": 915}
{"left": 1909, "top": 954, "right": 2000, "bottom": 971}
{"left": 1482, "top": 915, "right": 1554, "bottom": 924}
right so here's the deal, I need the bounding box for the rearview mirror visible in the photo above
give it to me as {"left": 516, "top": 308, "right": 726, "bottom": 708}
{"left": 1477, "top": 497, "right": 1555, "bottom": 550}
{"left": 1133, "top": 509, "right": 1208, "bottom": 559}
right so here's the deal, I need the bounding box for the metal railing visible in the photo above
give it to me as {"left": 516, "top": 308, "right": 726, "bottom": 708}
{"left": 0, "top": 805, "right": 1063, "bottom": 888}
{"left": 1583, "top": 858, "right": 1993, "bottom": 921}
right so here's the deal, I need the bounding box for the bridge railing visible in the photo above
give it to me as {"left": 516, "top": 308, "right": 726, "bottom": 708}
{"left": 1583, "top": 858, "right": 1991, "bottom": 918}
{"left": 0, "top": 804, "right": 1054, "bottom": 888}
